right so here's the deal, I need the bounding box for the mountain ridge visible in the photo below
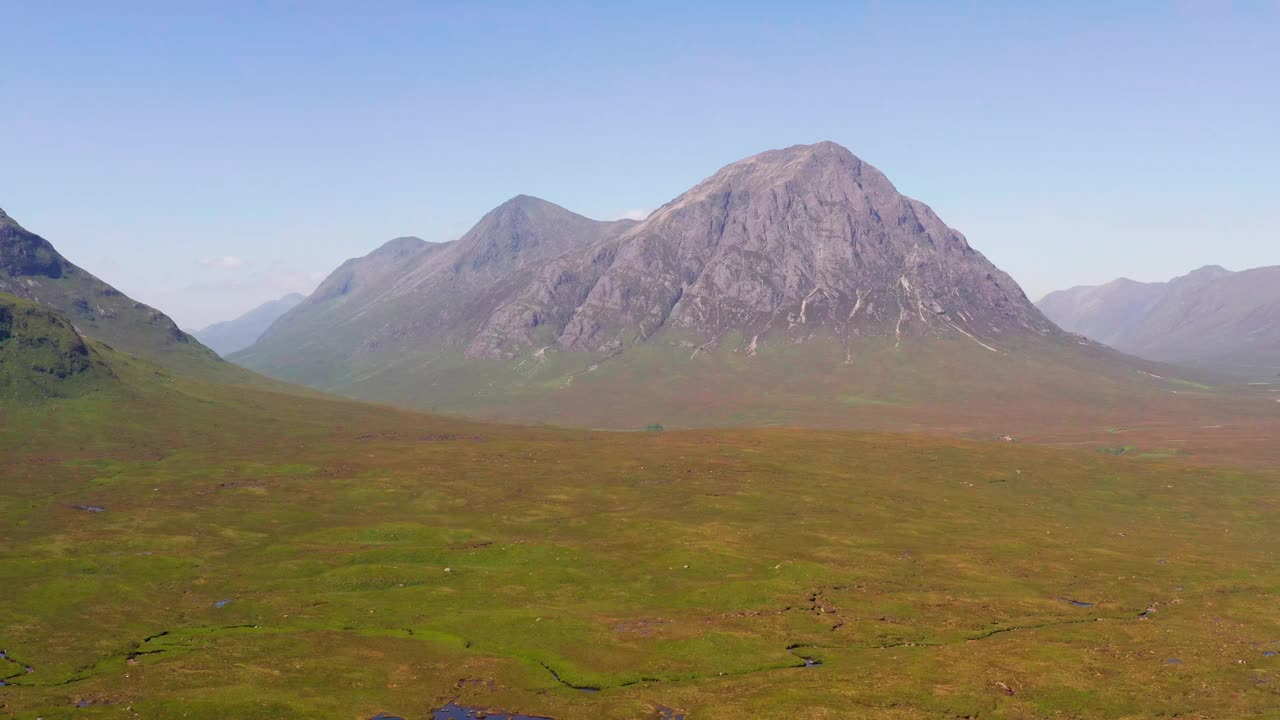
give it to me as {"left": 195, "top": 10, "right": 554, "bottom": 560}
{"left": 1038, "top": 265, "right": 1280, "bottom": 379}
{"left": 235, "top": 142, "right": 1233, "bottom": 430}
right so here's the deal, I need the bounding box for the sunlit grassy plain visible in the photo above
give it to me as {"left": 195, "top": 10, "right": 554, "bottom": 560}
{"left": 2, "top": 349, "right": 1279, "bottom": 719}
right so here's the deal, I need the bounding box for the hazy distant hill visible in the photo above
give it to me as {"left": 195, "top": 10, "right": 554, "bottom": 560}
{"left": 0, "top": 207, "right": 232, "bottom": 378}
{"left": 193, "top": 292, "right": 305, "bottom": 356}
{"left": 235, "top": 142, "right": 1220, "bottom": 430}
{"left": 1039, "top": 265, "right": 1280, "bottom": 380}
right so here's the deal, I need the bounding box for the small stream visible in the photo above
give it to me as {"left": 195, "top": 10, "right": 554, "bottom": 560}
{"left": 0, "top": 649, "right": 33, "bottom": 685}
{"left": 786, "top": 644, "right": 824, "bottom": 668}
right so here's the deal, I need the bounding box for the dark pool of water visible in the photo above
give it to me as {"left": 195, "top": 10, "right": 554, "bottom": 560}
{"left": 428, "top": 703, "right": 553, "bottom": 720}
{"left": 656, "top": 705, "right": 685, "bottom": 720}
{"left": 1264, "top": 651, "right": 1277, "bottom": 657}
{"left": 1165, "top": 658, "right": 1184, "bottom": 665}
{"left": 1056, "top": 597, "right": 1094, "bottom": 607}
{"left": 214, "top": 599, "right": 233, "bottom": 608}
{"left": 74, "top": 505, "right": 106, "bottom": 513}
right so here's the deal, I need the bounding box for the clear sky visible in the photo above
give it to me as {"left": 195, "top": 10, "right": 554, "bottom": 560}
{"left": 2, "top": 1, "right": 1276, "bottom": 328}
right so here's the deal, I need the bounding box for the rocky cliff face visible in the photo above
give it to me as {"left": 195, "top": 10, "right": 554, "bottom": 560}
{"left": 483, "top": 142, "right": 1053, "bottom": 359}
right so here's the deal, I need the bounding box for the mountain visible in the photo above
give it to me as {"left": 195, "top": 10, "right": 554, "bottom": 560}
{"left": 193, "top": 292, "right": 306, "bottom": 356}
{"left": 0, "top": 208, "right": 230, "bottom": 377}
{"left": 236, "top": 142, "right": 1230, "bottom": 431}
{"left": 1038, "top": 265, "right": 1280, "bottom": 380}
{"left": 233, "top": 201, "right": 636, "bottom": 384}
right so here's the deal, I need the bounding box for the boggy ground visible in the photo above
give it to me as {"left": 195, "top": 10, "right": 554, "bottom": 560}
{"left": 1, "top": 381, "right": 1278, "bottom": 719}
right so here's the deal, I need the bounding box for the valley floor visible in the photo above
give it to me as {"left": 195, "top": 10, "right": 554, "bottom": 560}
{"left": 1, "top": 382, "right": 1279, "bottom": 719}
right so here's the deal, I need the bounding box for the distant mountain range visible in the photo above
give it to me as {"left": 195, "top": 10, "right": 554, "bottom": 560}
{"left": 1038, "top": 266, "right": 1280, "bottom": 380}
{"left": 193, "top": 292, "right": 305, "bottom": 356}
{"left": 234, "top": 142, "right": 1213, "bottom": 430}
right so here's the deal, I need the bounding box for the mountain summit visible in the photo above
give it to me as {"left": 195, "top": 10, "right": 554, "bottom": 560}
{"left": 237, "top": 142, "right": 1199, "bottom": 429}
{"left": 486, "top": 141, "right": 1051, "bottom": 358}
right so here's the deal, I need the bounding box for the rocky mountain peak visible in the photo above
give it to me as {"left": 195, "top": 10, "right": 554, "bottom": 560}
{"left": 648, "top": 141, "right": 891, "bottom": 222}
{"left": 370, "top": 236, "right": 429, "bottom": 259}
{"left": 448, "top": 195, "right": 618, "bottom": 277}
{"left": 245, "top": 142, "right": 1060, "bottom": 393}
{"left": 547, "top": 141, "right": 1047, "bottom": 356}
{"left": 361, "top": 195, "right": 636, "bottom": 308}
{"left": 1180, "top": 265, "right": 1233, "bottom": 282}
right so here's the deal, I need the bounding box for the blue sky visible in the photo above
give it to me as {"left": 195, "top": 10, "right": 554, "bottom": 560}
{"left": 2, "top": 1, "right": 1276, "bottom": 328}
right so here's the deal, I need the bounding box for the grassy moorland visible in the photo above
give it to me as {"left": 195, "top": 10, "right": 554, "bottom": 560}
{"left": 1, "top": 365, "right": 1278, "bottom": 719}
{"left": 269, "top": 330, "right": 1280, "bottom": 471}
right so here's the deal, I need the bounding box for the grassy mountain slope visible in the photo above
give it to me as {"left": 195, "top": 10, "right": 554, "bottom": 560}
{"left": 0, "top": 293, "right": 123, "bottom": 401}
{"left": 1, "top": 363, "right": 1278, "bottom": 718}
{"left": 0, "top": 208, "right": 241, "bottom": 381}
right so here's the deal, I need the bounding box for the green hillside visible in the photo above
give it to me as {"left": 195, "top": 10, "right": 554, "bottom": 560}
{"left": 0, "top": 293, "right": 128, "bottom": 401}
{"left": 0, "top": 209, "right": 242, "bottom": 382}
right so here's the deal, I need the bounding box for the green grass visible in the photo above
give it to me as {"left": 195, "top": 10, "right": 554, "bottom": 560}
{"left": 1, "top": 365, "right": 1279, "bottom": 719}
